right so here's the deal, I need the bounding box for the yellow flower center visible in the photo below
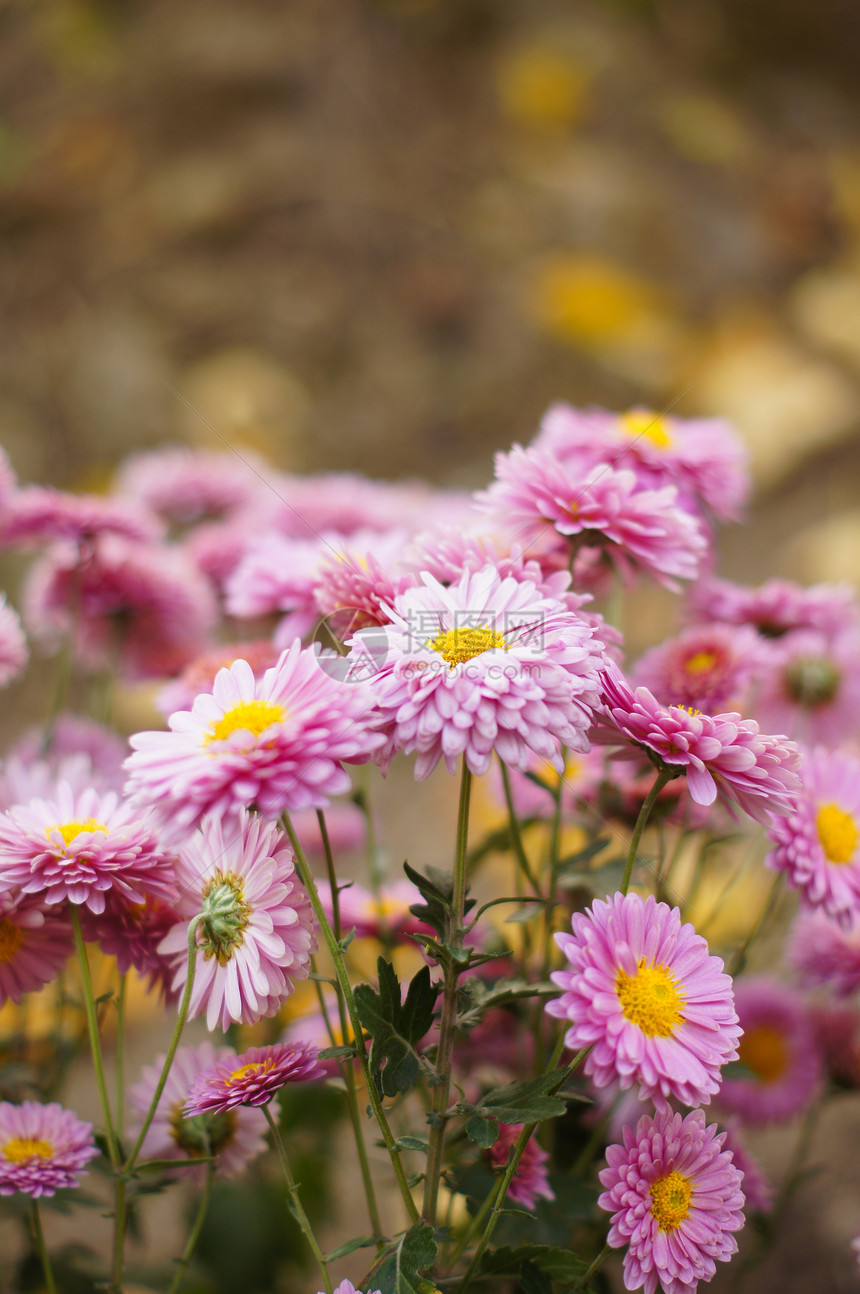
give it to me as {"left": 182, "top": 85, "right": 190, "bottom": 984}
{"left": 427, "top": 625, "right": 507, "bottom": 668}
{"left": 47, "top": 818, "right": 109, "bottom": 847}
{"left": 816, "top": 803, "right": 859, "bottom": 864}
{"left": 738, "top": 1025, "right": 787, "bottom": 1083}
{"left": 3, "top": 1137, "right": 53, "bottom": 1163}
{"left": 616, "top": 961, "right": 685, "bottom": 1037}
{"left": 618, "top": 409, "right": 673, "bottom": 450}
{"left": 205, "top": 700, "right": 285, "bottom": 745}
{"left": 649, "top": 1171, "right": 692, "bottom": 1231}
{"left": 227, "top": 1059, "right": 275, "bottom": 1085}
{"left": 0, "top": 919, "right": 25, "bottom": 964}
{"left": 684, "top": 649, "right": 719, "bottom": 675}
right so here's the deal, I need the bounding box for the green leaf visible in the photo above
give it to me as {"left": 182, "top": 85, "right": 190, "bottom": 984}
{"left": 404, "top": 861, "right": 474, "bottom": 940}
{"left": 520, "top": 1260, "right": 553, "bottom": 1294}
{"left": 317, "top": 1044, "right": 358, "bottom": 1062}
{"left": 456, "top": 977, "right": 557, "bottom": 1030}
{"left": 324, "top": 1234, "right": 383, "bottom": 1261}
{"left": 479, "top": 1244, "right": 589, "bottom": 1283}
{"left": 354, "top": 959, "right": 439, "bottom": 1097}
{"left": 459, "top": 1071, "right": 568, "bottom": 1125}
{"left": 362, "top": 1220, "right": 438, "bottom": 1294}
{"left": 465, "top": 1115, "right": 498, "bottom": 1147}
{"left": 395, "top": 1135, "right": 429, "bottom": 1153}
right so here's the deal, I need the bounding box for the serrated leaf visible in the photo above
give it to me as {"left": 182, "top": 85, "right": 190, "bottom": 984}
{"left": 460, "top": 1071, "right": 568, "bottom": 1125}
{"left": 456, "top": 977, "right": 557, "bottom": 1030}
{"left": 520, "top": 1260, "right": 553, "bottom": 1294}
{"left": 324, "top": 1234, "right": 382, "bottom": 1261}
{"left": 362, "top": 1220, "right": 438, "bottom": 1294}
{"left": 465, "top": 1116, "right": 498, "bottom": 1147}
{"left": 404, "top": 861, "right": 474, "bottom": 940}
{"left": 354, "top": 959, "right": 439, "bottom": 1097}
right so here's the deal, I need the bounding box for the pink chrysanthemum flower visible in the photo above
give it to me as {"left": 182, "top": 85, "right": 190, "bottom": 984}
{"left": 114, "top": 446, "right": 267, "bottom": 526}
{"left": 598, "top": 663, "right": 800, "bottom": 824}
{"left": 5, "top": 714, "right": 128, "bottom": 795}
{"left": 717, "top": 978, "right": 823, "bottom": 1125}
{"left": 24, "top": 534, "right": 217, "bottom": 680}
{"left": 766, "top": 746, "right": 860, "bottom": 927}
{"left": 159, "top": 811, "right": 316, "bottom": 1031}
{"left": 323, "top": 1282, "right": 382, "bottom": 1294}
{"left": 0, "top": 486, "right": 162, "bottom": 548}
{"left": 485, "top": 1123, "right": 555, "bottom": 1210}
{"left": 789, "top": 909, "right": 860, "bottom": 996}
{"left": 535, "top": 402, "right": 749, "bottom": 523}
{"left": 183, "top": 1042, "right": 324, "bottom": 1115}
{"left": 0, "top": 784, "right": 173, "bottom": 915}
{"left": 632, "top": 624, "right": 763, "bottom": 716}
{"left": 598, "top": 1107, "right": 745, "bottom": 1294}
{"left": 127, "top": 1042, "right": 267, "bottom": 1178}
{"left": 313, "top": 528, "right": 418, "bottom": 636}
{"left": 0, "top": 1101, "right": 97, "bottom": 1198}
{"left": 347, "top": 565, "right": 605, "bottom": 780}
{"left": 224, "top": 532, "right": 329, "bottom": 643}
{"left": 0, "top": 895, "right": 73, "bottom": 1005}
{"left": 124, "top": 643, "right": 383, "bottom": 843}
{"left": 82, "top": 892, "right": 178, "bottom": 1000}
{"left": 688, "top": 575, "right": 860, "bottom": 640}
{"left": 157, "top": 640, "right": 282, "bottom": 717}
{"left": 0, "top": 596, "right": 27, "bottom": 688}
{"left": 751, "top": 629, "right": 860, "bottom": 749}
{"left": 547, "top": 892, "right": 740, "bottom": 1107}
{"left": 475, "top": 443, "right": 708, "bottom": 590}
{"left": 269, "top": 472, "right": 470, "bottom": 542}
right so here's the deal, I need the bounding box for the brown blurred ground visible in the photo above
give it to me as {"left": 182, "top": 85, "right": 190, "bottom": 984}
{"left": 3, "top": 0, "right": 860, "bottom": 1289}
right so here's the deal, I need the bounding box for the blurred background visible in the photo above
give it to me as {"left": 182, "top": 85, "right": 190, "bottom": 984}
{"left": 3, "top": 0, "right": 860, "bottom": 1290}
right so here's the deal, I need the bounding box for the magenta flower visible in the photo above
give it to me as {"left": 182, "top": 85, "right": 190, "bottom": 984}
{"left": 485, "top": 1123, "right": 555, "bottom": 1211}
{"left": 114, "top": 445, "right": 267, "bottom": 527}
{"left": 124, "top": 643, "right": 383, "bottom": 844}
{"left": 183, "top": 1042, "right": 324, "bottom": 1115}
{"left": 547, "top": 892, "right": 740, "bottom": 1107}
{"left": 0, "top": 485, "right": 162, "bottom": 548}
{"left": 717, "top": 978, "right": 823, "bottom": 1125}
{"left": 535, "top": 401, "right": 750, "bottom": 523}
{"left": 632, "top": 623, "right": 763, "bottom": 716}
{"left": 323, "top": 1282, "right": 382, "bottom": 1294}
{"left": 157, "top": 640, "right": 282, "bottom": 717}
{"left": 82, "top": 892, "right": 178, "bottom": 1000}
{"left": 0, "top": 784, "right": 173, "bottom": 915}
{"left": 475, "top": 442, "right": 708, "bottom": 590}
{"left": 0, "top": 1101, "right": 97, "bottom": 1198}
{"left": 789, "top": 909, "right": 860, "bottom": 996}
{"left": 158, "top": 810, "right": 316, "bottom": 1031}
{"left": 0, "top": 896, "right": 73, "bottom": 1005}
{"left": 347, "top": 565, "right": 606, "bottom": 780}
{"left": 598, "top": 1107, "right": 745, "bottom": 1294}
{"left": 766, "top": 746, "right": 860, "bottom": 926}
{"left": 598, "top": 663, "right": 800, "bottom": 824}
{"left": 127, "top": 1042, "right": 267, "bottom": 1179}
{"left": 688, "top": 575, "right": 860, "bottom": 640}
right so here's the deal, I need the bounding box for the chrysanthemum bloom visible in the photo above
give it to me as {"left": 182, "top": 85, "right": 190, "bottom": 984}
{"left": 813, "top": 1003, "right": 860, "bottom": 1089}
{"left": 632, "top": 624, "right": 763, "bottom": 716}
{"left": 24, "top": 533, "right": 217, "bottom": 680}
{"left": 0, "top": 1101, "right": 97, "bottom": 1197}
{"left": 0, "top": 486, "right": 163, "bottom": 548}
{"left": 598, "top": 1107, "right": 745, "bottom": 1294}
{"left": 183, "top": 1042, "right": 324, "bottom": 1115}
{"left": 321, "top": 1281, "right": 382, "bottom": 1294}
{"left": 717, "top": 978, "right": 823, "bottom": 1125}
{"left": 268, "top": 470, "right": 471, "bottom": 542}
{"left": 124, "top": 643, "right": 383, "bottom": 843}
{"left": 0, "top": 596, "right": 27, "bottom": 688}
{"left": 313, "top": 528, "right": 418, "bottom": 636}
{"left": 5, "top": 713, "right": 128, "bottom": 794}
{"left": 347, "top": 565, "right": 605, "bottom": 780}
{"left": 0, "top": 895, "right": 74, "bottom": 1006}
{"left": 751, "top": 628, "right": 860, "bottom": 749}
{"left": 485, "top": 1123, "right": 555, "bottom": 1210}
{"left": 597, "top": 663, "right": 800, "bottom": 824}
{"left": 547, "top": 892, "right": 740, "bottom": 1107}
{"left": 0, "top": 784, "right": 173, "bottom": 915}
{"left": 535, "top": 402, "right": 749, "bottom": 523}
{"left": 114, "top": 446, "right": 268, "bottom": 527}
{"left": 82, "top": 892, "right": 178, "bottom": 1000}
{"left": 789, "top": 909, "right": 860, "bottom": 996}
{"left": 159, "top": 811, "right": 316, "bottom": 1031}
{"left": 157, "top": 640, "right": 282, "bottom": 717}
{"left": 127, "top": 1042, "right": 267, "bottom": 1178}
{"left": 475, "top": 443, "right": 708, "bottom": 590}
{"left": 224, "top": 532, "right": 330, "bottom": 644}
{"left": 688, "top": 575, "right": 860, "bottom": 641}
{"left": 766, "top": 746, "right": 860, "bottom": 927}
{"left": 720, "top": 1122, "right": 772, "bottom": 1214}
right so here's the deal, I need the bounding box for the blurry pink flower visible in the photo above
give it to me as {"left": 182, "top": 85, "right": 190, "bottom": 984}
{"left": 688, "top": 575, "right": 860, "bottom": 640}
{"left": 0, "top": 596, "right": 27, "bottom": 688}
{"left": 789, "top": 908, "right": 860, "bottom": 996}
{"left": 0, "top": 895, "right": 74, "bottom": 1006}
{"left": 157, "top": 640, "right": 281, "bottom": 717}
{"left": 224, "top": 531, "right": 328, "bottom": 641}
{"left": 313, "top": 528, "right": 418, "bottom": 636}
{"left": 114, "top": 445, "right": 268, "bottom": 526}
{"left": 485, "top": 1123, "right": 555, "bottom": 1210}
{"left": 548, "top": 892, "right": 739, "bottom": 1107}
{"left": 0, "top": 486, "right": 162, "bottom": 548}
{"left": 751, "top": 629, "right": 860, "bottom": 749}
{"left": 0, "top": 1101, "right": 97, "bottom": 1198}
{"left": 632, "top": 623, "right": 763, "bottom": 716}
{"left": 720, "top": 1121, "right": 772, "bottom": 1214}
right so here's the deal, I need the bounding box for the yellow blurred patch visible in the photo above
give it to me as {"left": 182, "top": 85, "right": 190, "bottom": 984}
{"left": 497, "top": 47, "right": 589, "bottom": 130}
{"left": 657, "top": 95, "right": 751, "bottom": 166}
{"left": 529, "top": 255, "right": 668, "bottom": 349}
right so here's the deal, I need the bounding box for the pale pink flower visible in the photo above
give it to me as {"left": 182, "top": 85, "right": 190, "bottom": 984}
{"left": 114, "top": 446, "right": 268, "bottom": 526}
{"left": 0, "top": 1101, "right": 97, "bottom": 1198}
{"left": 157, "top": 640, "right": 281, "bottom": 716}
{"left": 548, "top": 892, "right": 740, "bottom": 1107}
{"left": 598, "top": 1107, "right": 745, "bottom": 1294}
{"left": 158, "top": 811, "right": 316, "bottom": 1031}
{"left": 224, "top": 531, "right": 329, "bottom": 641}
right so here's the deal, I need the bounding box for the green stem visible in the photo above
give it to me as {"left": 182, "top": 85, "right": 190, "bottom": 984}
{"left": 71, "top": 908, "right": 120, "bottom": 1170}
{"left": 30, "top": 1201, "right": 57, "bottom": 1294}
{"left": 115, "top": 973, "right": 127, "bottom": 1139}
{"left": 620, "top": 767, "right": 674, "bottom": 895}
{"left": 535, "top": 758, "right": 566, "bottom": 1071}
{"left": 729, "top": 872, "right": 784, "bottom": 977}
{"left": 282, "top": 812, "right": 420, "bottom": 1224}
{"left": 499, "top": 761, "right": 540, "bottom": 894}
{"left": 264, "top": 1105, "right": 332, "bottom": 1294}
{"left": 167, "top": 1162, "right": 215, "bottom": 1294}
{"left": 423, "top": 764, "right": 472, "bottom": 1224}
{"left": 573, "top": 1241, "right": 611, "bottom": 1291}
